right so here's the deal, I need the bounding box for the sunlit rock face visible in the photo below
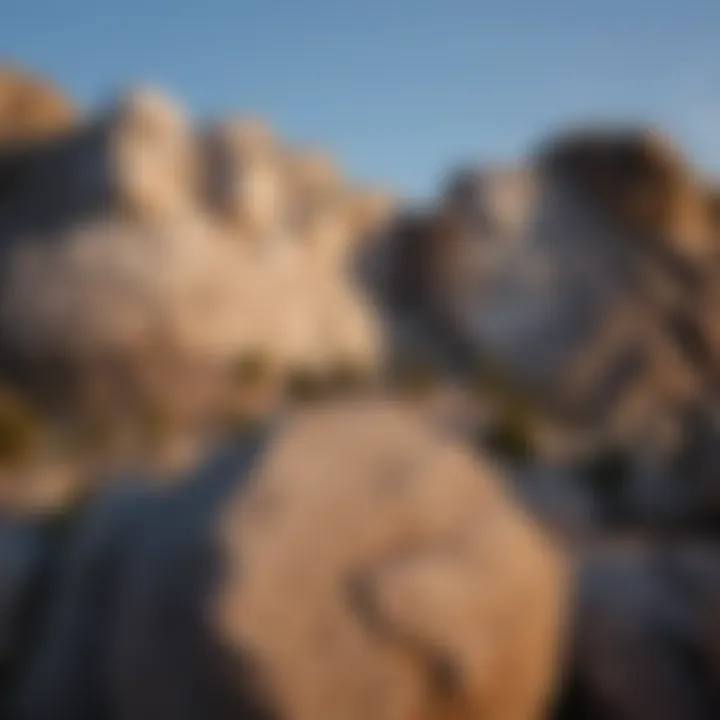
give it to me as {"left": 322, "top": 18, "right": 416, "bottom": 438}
{"left": 100, "top": 89, "right": 199, "bottom": 220}
{"left": 0, "top": 81, "right": 389, "bottom": 448}
{"left": 210, "top": 405, "right": 567, "bottom": 720}
{"left": 0, "top": 218, "right": 248, "bottom": 362}
{"left": 348, "top": 188, "right": 397, "bottom": 243}
{"left": 15, "top": 402, "right": 568, "bottom": 720}
{"left": 0, "top": 67, "right": 76, "bottom": 148}
{"left": 285, "top": 148, "right": 341, "bottom": 204}
{"left": 284, "top": 149, "right": 355, "bottom": 265}
{"left": 0, "top": 215, "right": 383, "bottom": 417}
{"left": 203, "top": 119, "right": 287, "bottom": 237}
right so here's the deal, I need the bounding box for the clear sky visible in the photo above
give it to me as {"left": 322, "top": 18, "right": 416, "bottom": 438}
{"left": 4, "top": 0, "right": 720, "bottom": 196}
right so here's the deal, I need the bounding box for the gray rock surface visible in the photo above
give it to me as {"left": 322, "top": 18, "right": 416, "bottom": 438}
{"left": 559, "top": 539, "right": 720, "bottom": 720}
{"left": 377, "top": 130, "right": 718, "bottom": 462}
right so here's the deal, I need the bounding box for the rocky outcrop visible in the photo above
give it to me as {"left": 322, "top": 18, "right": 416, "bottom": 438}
{"left": 0, "top": 67, "right": 78, "bottom": 218}
{"left": 359, "top": 130, "right": 720, "bottom": 720}
{"left": 377, "top": 129, "right": 719, "bottom": 472}
{"left": 537, "top": 129, "right": 714, "bottom": 264}
{"left": 203, "top": 118, "right": 285, "bottom": 235}
{"left": 12, "top": 401, "right": 568, "bottom": 720}
{"left": 0, "top": 67, "right": 76, "bottom": 149}
{"left": 2, "top": 67, "right": 720, "bottom": 720}
{"left": 0, "top": 78, "right": 395, "bottom": 482}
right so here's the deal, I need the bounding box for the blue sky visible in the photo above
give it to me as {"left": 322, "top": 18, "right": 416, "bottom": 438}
{"left": 4, "top": 0, "right": 720, "bottom": 195}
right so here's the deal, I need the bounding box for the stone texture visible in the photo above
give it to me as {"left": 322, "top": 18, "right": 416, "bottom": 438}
{"left": 15, "top": 402, "right": 568, "bottom": 720}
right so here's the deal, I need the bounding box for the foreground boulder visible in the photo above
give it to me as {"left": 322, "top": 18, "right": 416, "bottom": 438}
{"left": 13, "top": 401, "right": 568, "bottom": 720}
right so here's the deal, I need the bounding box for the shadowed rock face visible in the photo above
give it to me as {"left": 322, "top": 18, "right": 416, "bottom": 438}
{"left": 0, "top": 88, "right": 198, "bottom": 237}
{"left": 360, "top": 131, "right": 720, "bottom": 720}
{"left": 537, "top": 129, "right": 713, "bottom": 261}
{"left": 558, "top": 540, "right": 720, "bottom": 720}
{"left": 0, "top": 516, "right": 49, "bottom": 710}
{"left": 12, "top": 402, "right": 567, "bottom": 720}
{"left": 0, "top": 67, "right": 78, "bottom": 219}
{"left": 378, "top": 129, "right": 718, "bottom": 459}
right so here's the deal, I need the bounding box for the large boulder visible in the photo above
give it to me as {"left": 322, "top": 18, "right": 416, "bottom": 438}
{"left": 15, "top": 401, "right": 568, "bottom": 720}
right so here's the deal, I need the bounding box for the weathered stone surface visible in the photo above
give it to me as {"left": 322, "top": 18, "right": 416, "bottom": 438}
{"left": 203, "top": 119, "right": 286, "bottom": 235}
{"left": 14, "top": 402, "right": 568, "bottom": 720}
{"left": 0, "top": 80, "right": 388, "bottom": 473}
{"left": 0, "top": 67, "right": 76, "bottom": 148}
{"left": 376, "top": 129, "right": 718, "bottom": 470}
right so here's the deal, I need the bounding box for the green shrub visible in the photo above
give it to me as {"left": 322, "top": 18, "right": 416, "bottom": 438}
{"left": 472, "top": 358, "right": 530, "bottom": 408}
{"left": 326, "top": 360, "right": 369, "bottom": 394}
{"left": 231, "top": 351, "right": 272, "bottom": 388}
{"left": 138, "top": 402, "right": 178, "bottom": 454}
{"left": 285, "top": 368, "right": 327, "bottom": 403}
{"left": 393, "top": 361, "right": 439, "bottom": 398}
{"left": 221, "top": 407, "right": 263, "bottom": 438}
{"left": 0, "top": 389, "right": 40, "bottom": 466}
{"left": 471, "top": 359, "right": 540, "bottom": 464}
{"left": 482, "top": 409, "right": 536, "bottom": 465}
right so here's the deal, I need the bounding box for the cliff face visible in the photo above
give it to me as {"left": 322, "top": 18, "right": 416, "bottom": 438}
{"left": 379, "top": 129, "right": 718, "bottom": 462}
{"left": 0, "top": 75, "right": 396, "bottom": 485}
{"left": 2, "top": 67, "right": 720, "bottom": 720}
{"left": 0, "top": 70, "right": 718, "bottom": 508}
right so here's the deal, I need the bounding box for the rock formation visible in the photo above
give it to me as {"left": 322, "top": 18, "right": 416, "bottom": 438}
{"left": 2, "top": 65, "right": 720, "bottom": 720}
{"left": 377, "top": 128, "right": 719, "bottom": 473}
{"left": 11, "top": 401, "right": 568, "bottom": 720}
{"left": 0, "top": 67, "right": 76, "bottom": 148}
{"left": 203, "top": 119, "right": 286, "bottom": 236}
{"left": 0, "top": 71, "right": 394, "bottom": 482}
